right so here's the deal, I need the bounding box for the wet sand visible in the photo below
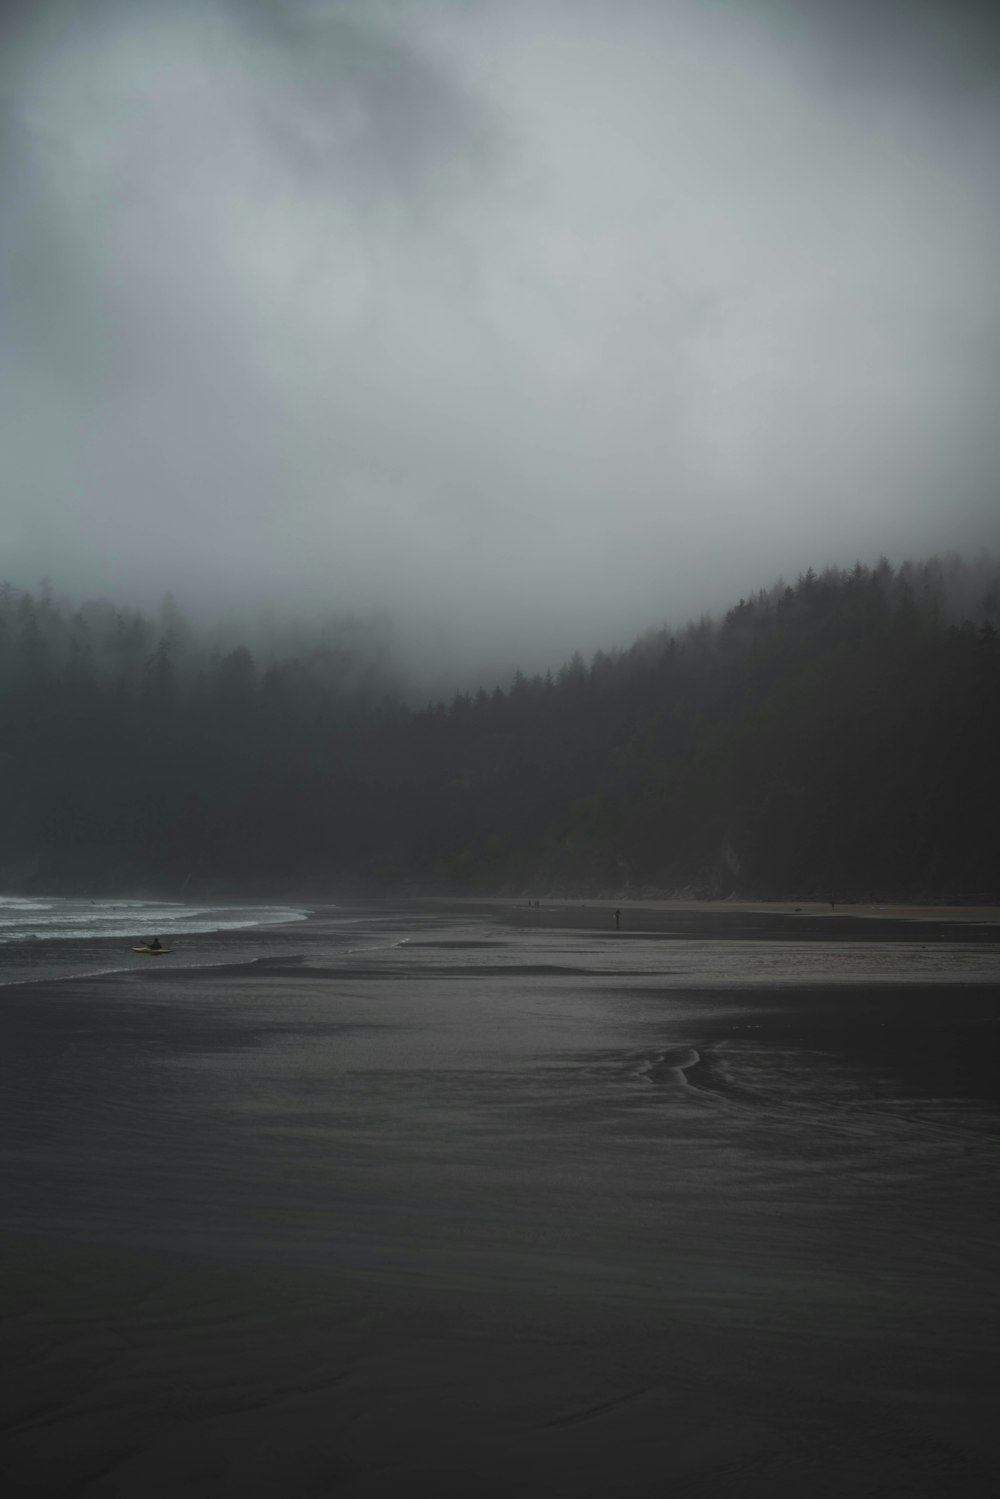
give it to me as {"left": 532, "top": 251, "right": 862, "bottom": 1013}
{"left": 1, "top": 900, "right": 999, "bottom": 1495}
{"left": 455, "top": 893, "right": 1000, "bottom": 937}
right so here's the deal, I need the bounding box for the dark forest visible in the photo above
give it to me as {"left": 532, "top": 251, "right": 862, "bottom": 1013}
{"left": 1, "top": 556, "right": 998, "bottom": 901}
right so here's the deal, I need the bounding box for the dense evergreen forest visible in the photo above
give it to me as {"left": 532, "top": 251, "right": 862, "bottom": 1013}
{"left": 1, "top": 556, "right": 998, "bottom": 900}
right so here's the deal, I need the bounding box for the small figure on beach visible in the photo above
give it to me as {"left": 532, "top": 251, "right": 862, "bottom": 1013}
{"left": 614, "top": 908, "right": 621, "bottom": 930}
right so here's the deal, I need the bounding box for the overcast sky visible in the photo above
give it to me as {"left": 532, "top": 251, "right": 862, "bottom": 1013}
{"left": 2, "top": 0, "right": 999, "bottom": 676}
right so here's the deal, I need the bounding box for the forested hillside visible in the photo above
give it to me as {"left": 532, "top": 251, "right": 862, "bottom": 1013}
{"left": 1, "top": 557, "right": 998, "bottom": 899}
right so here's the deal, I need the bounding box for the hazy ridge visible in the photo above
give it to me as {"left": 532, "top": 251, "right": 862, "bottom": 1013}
{"left": 1, "top": 552, "right": 997, "bottom": 901}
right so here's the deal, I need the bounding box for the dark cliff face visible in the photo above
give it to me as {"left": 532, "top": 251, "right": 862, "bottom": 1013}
{"left": 1, "top": 557, "right": 998, "bottom": 902}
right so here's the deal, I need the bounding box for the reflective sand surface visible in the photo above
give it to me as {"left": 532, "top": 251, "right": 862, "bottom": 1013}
{"left": 1, "top": 901, "right": 998, "bottom": 1495}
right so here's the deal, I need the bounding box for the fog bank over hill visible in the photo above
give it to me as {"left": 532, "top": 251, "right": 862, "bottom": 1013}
{"left": 2, "top": 554, "right": 998, "bottom": 900}
{"left": 2, "top": 0, "right": 999, "bottom": 678}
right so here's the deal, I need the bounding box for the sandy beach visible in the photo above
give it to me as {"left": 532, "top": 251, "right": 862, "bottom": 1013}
{"left": 2, "top": 899, "right": 999, "bottom": 1495}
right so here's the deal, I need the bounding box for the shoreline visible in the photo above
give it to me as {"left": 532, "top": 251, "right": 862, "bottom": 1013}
{"left": 411, "top": 894, "right": 1000, "bottom": 923}
{"left": 0, "top": 901, "right": 328, "bottom": 993}
{"left": 7, "top": 883, "right": 998, "bottom": 922}
{"left": 2, "top": 895, "right": 998, "bottom": 1001}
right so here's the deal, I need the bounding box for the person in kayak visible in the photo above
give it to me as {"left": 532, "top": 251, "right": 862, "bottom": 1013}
{"left": 147, "top": 936, "right": 163, "bottom": 951}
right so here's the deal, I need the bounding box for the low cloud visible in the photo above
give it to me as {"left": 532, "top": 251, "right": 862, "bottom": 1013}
{"left": 2, "top": 0, "right": 999, "bottom": 678}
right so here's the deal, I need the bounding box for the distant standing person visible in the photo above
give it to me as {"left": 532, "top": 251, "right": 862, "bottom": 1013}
{"left": 614, "top": 908, "right": 621, "bottom": 930}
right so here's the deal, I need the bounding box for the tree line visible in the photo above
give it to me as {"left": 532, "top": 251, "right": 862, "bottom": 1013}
{"left": 1, "top": 556, "right": 997, "bottom": 899}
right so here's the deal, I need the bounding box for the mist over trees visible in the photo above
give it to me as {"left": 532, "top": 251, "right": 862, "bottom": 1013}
{"left": 1, "top": 555, "right": 997, "bottom": 901}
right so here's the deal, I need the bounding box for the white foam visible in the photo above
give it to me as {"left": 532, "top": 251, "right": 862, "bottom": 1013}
{"left": 0, "top": 897, "right": 309, "bottom": 949}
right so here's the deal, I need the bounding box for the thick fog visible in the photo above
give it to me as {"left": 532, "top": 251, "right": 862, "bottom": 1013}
{"left": 2, "top": 0, "right": 999, "bottom": 678}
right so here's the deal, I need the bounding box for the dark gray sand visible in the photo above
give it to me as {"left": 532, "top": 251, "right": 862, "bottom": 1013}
{"left": 2, "top": 900, "right": 999, "bottom": 1495}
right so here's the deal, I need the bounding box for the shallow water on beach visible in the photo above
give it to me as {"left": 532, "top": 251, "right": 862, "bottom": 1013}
{"left": 2, "top": 901, "right": 999, "bottom": 1495}
{"left": 0, "top": 894, "right": 309, "bottom": 988}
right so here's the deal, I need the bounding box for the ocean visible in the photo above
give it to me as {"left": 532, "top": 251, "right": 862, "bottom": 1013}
{"left": 1, "top": 898, "right": 998, "bottom": 1496}
{"left": 0, "top": 894, "right": 310, "bottom": 987}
